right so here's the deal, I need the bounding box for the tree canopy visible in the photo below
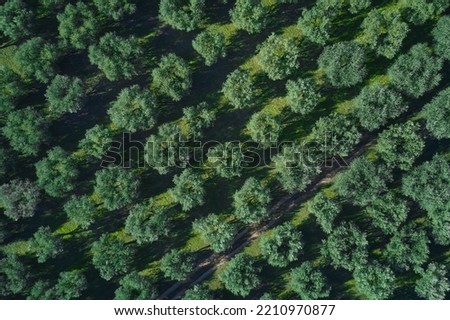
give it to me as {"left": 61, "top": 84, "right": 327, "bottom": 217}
{"left": 79, "top": 125, "right": 113, "bottom": 159}
{"left": 183, "top": 284, "right": 213, "bottom": 300}
{"left": 309, "top": 193, "right": 341, "bottom": 234}
{"left": 247, "top": 112, "right": 281, "bottom": 148}
{"left": 64, "top": 195, "right": 97, "bottom": 229}
{"left": 233, "top": 177, "right": 271, "bottom": 224}
{"left": 353, "top": 263, "right": 396, "bottom": 299}
{"left": 159, "top": 0, "right": 205, "bottom": 31}
{"left": 222, "top": 69, "right": 255, "bottom": 109}
{"left": 182, "top": 102, "right": 216, "bottom": 139}
{"left": 0, "top": 0, "right": 34, "bottom": 41}
{"left": 401, "top": 0, "right": 449, "bottom": 25}
{"left": 0, "top": 254, "right": 29, "bottom": 296}
{"left": 415, "top": 263, "right": 450, "bottom": 300}
{"left": 365, "top": 192, "right": 408, "bottom": 235}
{"left": 93, "top": 0, "right": 136, "bottom": 21}
{"left": 0, "top": 179, "right": 40, "bottom": 221}
{"left": 193, "top": 214, "right": 236, "bottom": 253}
{"left": 28, "top": 226, "right": 63, "bottom": 263}
{"left": 297, "top": 6, "right": 332, "bottom": 45}
{"left": 424, "top": 88, "right": 450, "bottom": 139}
{"left": 286, "top": 78, "right": 321, "bottom": 115}
{"left": 115, "top": 272, "right": 157, "bottom": 300}
{"left": 219, "top": 253, "right": 260, "bottom": 297}
{"left": 230, "top": 0, "right": 268, "bottom": 34}
{"left": 170, "top": 168, "right": 205, "bottom": 211}
{"left": 45, "top": 75, "right": 85, "bottom": 116}
{"left": 192, "top": 30, "right": 226, "bottom": 66}
{"left": 0, "top": 66, "right": 23, "bottom": 113}
{"left": 432, "top": 15, "right": 450, "bottom": 60}
{"left": 207, "top": 142, "right": 244, "bottom": 178}
{"left": 160, "top": 249, "right": 194, "bottom": 281}
{"left": 290, "top": 261, "right": 330, "bottom": 299}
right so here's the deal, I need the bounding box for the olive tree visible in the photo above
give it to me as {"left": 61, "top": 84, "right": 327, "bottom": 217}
{"left": 160, "top": 249, "right": 194, "bottom": 281}
{"left": 0, "top": 179, "right": 40, "bottom": 221}
{"left": 432, "top": 15, "right": 450, "bottom": 60}
{"left": 182, "top": 102, "right": 216, "bottom": 138}
{"left": 63, "top": 195, "right": 97, "bottom": 229}
{"left": 222, "top": 69, "right": 255, "bottom": 109}
{"left": 286, "top": 78, "right": 321, "bottom": 115}
{"left": 290, "top": 262, "right": 330, "bottom": 299}
{"left": 233, "top": 177, "right": 271, "bottom": 224}
{"left": 0, "top": 0, "right": 33, "bottom": 41}
{"left": 230, "top": 0, "right": 268, "bottom": 34}
{"left": 219, "top": 253, "right": 260, "bottom": 297}
{"left": 423, "top": 88, "right": 450, "bottom": 139}
{"left": 0, "top": 254, "right": 29, "bottom": 295}
{"left": 401, "top": 0, "right": 448, "bottom": 25}
{"left": 192, "top": 30, "right": 226, "bottom": 66}
{"left": 28, "top": 226, "right": 63, "bottom": 263}
{"left": 297, "top": 7, "right": 332, "bottom": 45}
{"left": 247, "top": 112, "right": 281, "bottom": 147}
{"left": 183, "top": 284, "right": 213, "bottom": 300}
{"left": 260, "top": 223, "right": 302, "bottom": 267}
{"left": 159, "top": 0, "right": 205, "bottom": 31}
{"left": 79, "top": 125, "right": 113, "bottom": 159}
{"left": 308, "top": 193, "right": 341, "bottom": 234}
{"left": 93, "top": 0, "right": 136, "bottom": 21}
{"left": 353, "top": 263, "right": 396, "bottom": 299}
{"left": 415, "top": 263, "right": 450, "bottom": 300}
{"left": 192, "top": 214, "right": 237, "bottom": 253}
{"left": 0, "top": 66, "right": 24, "bottom": 113}
{"left": 45, "top": 75, "right": 85, "bottom": 116}
{"left": 207, "top": 142, "right": 244, "bottom": 178}
{"left": 365, "top": 192, "right": 408, "bottom": 235}
{"left": 52, "top": 271, "right": 87, "bottom": 300}
{"left": 170, "top": 168, "right": 205, "bottom": 211}
{"left": 115, "top": 272, "right": 157, "bottom": 300}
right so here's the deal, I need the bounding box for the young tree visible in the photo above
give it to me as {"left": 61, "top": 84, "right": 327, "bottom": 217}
{"left": 322, "top": 222, "right": 368, "bottom": 271}
{"left": 63, "top": 195, "right": 97, "bottom": 229}
{"left": 388, "top": 43, "right": 442, "bottom": 98}
{"left": 192, "top": 30, "right": 226, "bottom": 66}
{"left": 27, "top": 280, "right": 52, "bottom": 300}
{"left": 219, "top": 253, "right": 260, "bottom": 297}
{"left": 28, "top": 226, "right": 63, "bottom": 263}
{"left": 88, "top": 33, "right": 142, "bottom": 81}
{"left": 45, "top": 75, "right": 85, "bottom": 116}
{"left": 183, "top": 284, "right": 213, "bottom": 300}
{"left": 0, "top": 66, "right": 24, "bottom": 113}
{"left": 57, "top": 2, "right": 98, "bottom": 49}
{"left": 432, "top": 15, "right": 450, "bottom": 60}
{"left": 230, "top": 0, "right": 268, "bottom": 34}
{"left": 115, "top": 272, "right": 157, "bottom": 300}
{"left": 260, "top": 223, "right": 302, "bottom": 267}
{"left": 159, "top": 0, "right": 205, "bottom": 31}
{"left": 360, "top": 9, "right": 409, "bottom": 59}
{"left": 256, "top": 33, "right": 300, "bottom": 80}
{"left": 35, "top": 147, "right": 79, "bottom": 198}
{"left": 79, "top": 125, "right": 113, "bottom": 159}
{"left": 152, "top": 53, "right": 191, "bottom": 101}
{"left": 318, "top": 41, "right": 367, "bottom": 87}
{"left": 423, "top": 88, "right": 450, "bottom": 139}
{"left": 0, "top": 179, "right": 40, "bottom": 221}
{"left": 365, "top": 192, "right": 408, "bottom": 235}
{"left": 207, "top": 142, "right": 244, "bottom": 178}
{"left": 233, "top": 177, "right": 271, "bottom": 224}
{"left": 290, "top": 262, "right": 330, "bottom": 299}
{"left": 354, "top": 84, "right": 408, "bottom": 131}
{"left": 376, "top": 122, "right": 424, "bottom": 170}
{"left": 93, "top": 0, "right": 136, "bottom": 21}
{"left": 94, "top": 167, "right": 140, "bottom": 211}
{"left": 52, "top": 271, "right": 87, "bottom": 299}
{"left": 192, "top": 214, "right": 237, "bottom": 253}
{"left": 182, "top": 102, "right": 216, "bottom": 138}
{"left": 334, "top": 157, "right": 391, "bottom": 206}
{"left": 297, "top": 6, "right": 332, "bottom": 45}
{"left": 353, "top": 263, "right": 396, "bottom": 299}
{"left": 92, "top": 234, "right": 134, "bottom": 280}
{"left": 14, "top": 37, "right": 58, "bottom": 83}
{"left": 401, "top": 0, "right": 449, "bottom": 25}
{"left": 247, "top": 112, "right": 281, "bottom": 148}
{"left": 170, "top": 168, "right": 205, "bottom": 211}
{"left": 415, "top": 263, "right": 450, "bottom": 300}
{"left": 125, "top": 201, "right": 170, "bottom": 244}
{"left": 222, "top": 69, "right": 255, "bottom": 109}
{"left": 0, "top": 254, "right": 29, "bottom": 295}
{"left": 385, "top": 223, "right": 429, "bottom": 271}
{"left": 2, "top": 107, "right": 48, "bottom": 156}
{"left": 308, "top": 193, "right": 341, "bottom": 234}
{"left": 285, "top": 78, "right": 321, "bottom": 115}
{"left": 0, "top": 0, "right": 33, "bottom": 41}
{"left": 108, "top": 85, "right": 158, "bottom": 132}
{"left": 160, "top": 249, "right": 194, "bottom": 281}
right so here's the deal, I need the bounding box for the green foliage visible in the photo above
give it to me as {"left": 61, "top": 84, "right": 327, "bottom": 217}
{"left": 52, "top": 271, "right": 87, "bottom": 299}
{"left": 401, "top": 0, "right": 448, "bottom": 25}
{"left": 115, "top": 272, "right": 157, "bottom": 300}
{"left": 388, "top": 43, "right": 442, "bottom": 98}
{"left": 207, "top": 142, "right": 244, "bottom": 178}
{"left": 0, "top": 179, "right": 40, "bottom": 221}
{"left": 322, "top": 222, "right": 368, "bottom": 271}
{"left": 219, "top": 253, "right": 260, "bottom": 297}
{"left": 63, "top": 195, "right": 97, "bottom": 229}
{"left": 14, "top": 37, "right": 58, "bottom": 83}
{"left": 233, "top": 177, "right": 271, "bottom": 224}
{"left": 88, "top": 33, "right": 142, "bottom": 81}
{"left": 385, "top": 223, "right": 429, "bottom": 271}
{"left": 334, "top": 157, "right": 391, "bottom": 206}
{"left": 260, "top": 223, "right": 302, "bottom": 267}
{"left": 0, "top": 254, "right": 29, "bottom": 295}
{"left": 152, "top": 53, "right": 192, "bottom": 101}
{"left": 297, "top": 7, "right": 332, "bottom": 45}
{"left": 308, "top": 193, "right": 341, "bottom": 234}
{"left": 318, "top": 41, "right": 367, "bottom": 87}
{"left": 354, "top": 84, "right": 407, "bottom": 131}
{"left": 28, "top": 280, "right": 52, "bottom": 300}
{"left": 353, "top": 263, "right": 396, "bottom": 299}
{"left": 94, "top": 167, "right": 140, "bottom": 211}
{"left": 0, "top": 66, "right": 23, "bottom": 113}
{"left": 125, "top": 201, "right": 170, "bottom": 244}
{"left": 311, "top": 113, "right": 361, "bottom": 157}
{"left": 285, "top": 78, "right": 321, "bottom": 115}
{"left": 35, "top": 147, "right": 78, "bottom": 198}
{"left": 193, "top": 214, "right": 237, "bottom": 253}
{"left": 290, "top": 262, "right": 330, "bottom": 299}
{"left": 93, "top": 0, "right": 136, "bottom": 21}
{"left": 170, "top": 168, "right": 205, "bottom": 211}
{"left": 247, "top": 112, "right": 281, "bottom": 147}
{"left": 360, "top": 9, "right": 409, "bottom": 59}
{"left": 108, "top": 85, "right": 157, "bottom": 132}
{"left": 256, "top": 33, "right": 300, "bottom": 80}
{"left": 28, "top": 226, "right": 63, "bottom": 263}
{"left": 92, "top": 234, "right": 134, "bottom": 280}
{"left": 79, "top": 125, "right": 113, "bottom": 159}
{"left": 432, "top": 15, "right": 450, "bottom": 60}
{"left": 317, "top": 0, "right": 371, "bottom": 14}
{"left": 159, "top": 0, "right": 205, "bottom": 31}
{"left": 0, "top": 0, "right": 33, "bottom": 41}
{"left": 424, "top": 88, "right": 450, "bottom": 139}
{"left": 182, "top": 102, "right": 216, "bottom": 138}
{"left": 57, "top": 2, "right": 98, "bottom": 49}
{"left": 222, "top": 69, "right": 255, "bottom": 109}
{"left": 415, "top": 263, "right": 450, "bottom": 300}
{"left": 192, "top": 30, "right": 226, "bottom": 66}
{"left": 2, "top": 107, "right": 48, "bottom": 156}
{"left": 230, "top": 0, "right": 268, "bottom": 34}
{"left": 376, "top": 121, "right": 424, "bottom": 171}
{"left": 160, "top": 249, "right": 194, "bottom": 281}
{"left": 183, "top": 284, "right": 213, "bottom": 300}
{"left": 365, "top": 192, "right": 408, "bottom": 235}
{"left": 273, "top": 144, "right": 321, "bottom": 192}
{"left": 45, "top": 75, "right": 85, "bottom": 116}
